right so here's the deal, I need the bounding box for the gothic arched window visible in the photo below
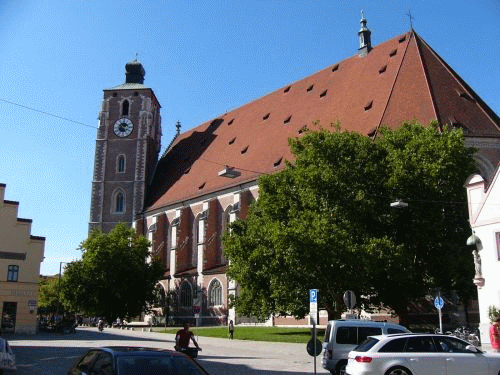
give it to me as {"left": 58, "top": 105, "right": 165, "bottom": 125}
{"left": 179, "top": 281, "right": 192, "bottom": 307}
{"left": 117, "top": 155, "right": 126, "bottom": 173}
{"left": 113, "top": 190, "right": 125, "bottom": 213}
{"left": 122, "top": 100, "right": 129, "bottom": 116}
{"left": 208, "top": 278, "right": 223, "bottom": 306}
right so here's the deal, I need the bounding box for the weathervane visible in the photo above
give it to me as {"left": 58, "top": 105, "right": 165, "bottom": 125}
{"left": 406, "top": 10, "right": 414, "bottom": 30}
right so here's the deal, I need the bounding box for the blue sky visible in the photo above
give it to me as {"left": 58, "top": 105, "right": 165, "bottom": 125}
{"left": 1, "top": 0, "right": 499, "bottom": 275}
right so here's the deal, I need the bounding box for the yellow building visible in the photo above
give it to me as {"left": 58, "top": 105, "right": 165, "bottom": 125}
{"left": 0, "top": 183, "right": 45, "bottom": 334}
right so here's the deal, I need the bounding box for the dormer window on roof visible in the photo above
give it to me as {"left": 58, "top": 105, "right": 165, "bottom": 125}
{"left": 320, "top": 90, "right": 328, "bottom": 98}
{"left": 364, "top": 100, "right": 373, "bottom": 111}
{"left": 399, "top": 35, "right": 407, "bottom": 43}
{"left": 228, "top": 137, "right": 236, "bottom": 145}
{"left": 456, "top": 89, "right": 475, "bottom": 102}
{"left": 284, "top": 115, "right": 292, "bottom": 124}
{"left": 263, "top": 113, "right": 270, "bottom": 120}
{"left": 389, "top": 49, "right": 397, "bottom": 57}
{"left": 379, "top": 65, "right": 387, "bottom": 74}
{"left": 241, "top": 146, "right": 249, "bottom": 154}
{"left": 298, "top": 125, "right": 308, "bottom": 134}
{"left": 331, "top": 64, "right": 339, "bottom": 72}
{"left": 307, "top": 84, "right": 314, "bottom": 92}
{"left": 184, "top": 167, "right": 191, "bottom": 174}
{"left": 284, "top": 86, "right": 291, "bottom": 93}
{"left": 273, "top": 157, "right": 283, "bottom": 167}
{"left": 228, "top": 118, "right": 234, "bottom": 125}
{"left": 198, "top": 182, "right": 206, "bottom": 190}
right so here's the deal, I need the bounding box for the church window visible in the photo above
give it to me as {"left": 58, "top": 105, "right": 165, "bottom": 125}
{"left": 117, "top": 155, "right": 126, "bottom": 173}
{"left": 179, "top": 281, "right": 193, "bottom": 307}
{"left": 7, "top": 265, "right": 19, "bottom": 282}
{"left": 122, "top": 100, "right": 129, "bottom": 116}
{"left": 113, "top": 190, "right": 125, "bottom": 213}
{"left": 170, "top": 219, "right": 179, "bottom": 249}
{"left": 208, "top": 279, "right": 223, "bottom": 306}
{"left": 496, "top": 233, "right": 500, "bottom": 260}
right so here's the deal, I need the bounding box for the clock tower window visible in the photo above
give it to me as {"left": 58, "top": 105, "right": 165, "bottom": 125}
{"left": 122, "top": 100, "right": 129, "bottom": 116}
{"left": 117, "top": 155, "right": 126, "bottom": 173}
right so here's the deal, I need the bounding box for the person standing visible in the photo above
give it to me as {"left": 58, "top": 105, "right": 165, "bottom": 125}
{"left": 228, "top": 320, "right": 234, "bottom": 340}
{"left": 489, "top": 317, "right": 500, "bottom": 352}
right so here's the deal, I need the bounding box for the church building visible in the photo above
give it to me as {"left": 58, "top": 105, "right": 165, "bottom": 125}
{"left": 90, "top": 17, "right": 500, "bottom": 326}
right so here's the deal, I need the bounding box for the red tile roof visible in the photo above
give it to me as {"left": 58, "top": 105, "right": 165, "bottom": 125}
{"left": 145, "top": 31, "right": 500, "bottom": 212}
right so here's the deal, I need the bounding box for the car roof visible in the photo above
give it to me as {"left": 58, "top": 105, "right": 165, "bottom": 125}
{"left": 328, "top": 319, "right": 408, "bottom": 328}
{"left": 92, "top": 346, "right": 183, "bottom": 357}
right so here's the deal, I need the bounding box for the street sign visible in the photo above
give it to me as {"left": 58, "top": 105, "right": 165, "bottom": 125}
{"left": 306, "top": 338, "right": 322, "bottom": 356}
{"left": 343, "top": 290, "right": 356, "bottom": 309}
{"left": 309, "top": 289, "right": 318, "bottom": 325}
{"left": 434, "top": 296, "right": 444, "bottom": 310}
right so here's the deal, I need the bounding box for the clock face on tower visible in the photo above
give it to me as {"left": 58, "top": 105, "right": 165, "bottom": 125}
{"left": 113, "top": 118, "right": 134, "bottom": 137}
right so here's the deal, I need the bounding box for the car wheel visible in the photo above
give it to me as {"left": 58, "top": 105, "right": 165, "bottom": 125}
{"left": 385, "top": 366, "right": 413, "bottom": 375}
{"left": 336, "top": 360, "right": 347, "bottom": 375}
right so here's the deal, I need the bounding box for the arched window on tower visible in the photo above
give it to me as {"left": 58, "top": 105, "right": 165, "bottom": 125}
{"left": 208, "top": 278, "right": 223, "bottom": 306}
{"left": 122, "top": 100, "right": 129, "bottom": 116}
{"left": 117, "top": 155, "right": 126, "bottom": 173}
{"left": 179, "top": 281, "right": 192, "bottom": 307}
{"left": 112, "top": 190, "right": 125, "bottom": 213}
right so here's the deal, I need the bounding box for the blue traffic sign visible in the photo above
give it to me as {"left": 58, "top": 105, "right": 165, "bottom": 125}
{"left": 310, "top": 289, "right": 318, "bottom": 303}
{"left": 434, "top": 296, "right": 444, "bottom": 310}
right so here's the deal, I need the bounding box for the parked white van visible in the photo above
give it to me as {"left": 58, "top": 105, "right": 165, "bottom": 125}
{"left": 321, "top": 319, "right": 410, "bottom": 375}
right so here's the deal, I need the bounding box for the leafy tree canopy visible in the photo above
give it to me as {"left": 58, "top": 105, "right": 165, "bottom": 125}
{"left": 223, "top": 121, "right": 476, "bottom": 321}
{"left": 60, "top": 223, "right": 164, "bottom": 324}
{"left": 38, "top": 277, "right": 61, "bottom": 315}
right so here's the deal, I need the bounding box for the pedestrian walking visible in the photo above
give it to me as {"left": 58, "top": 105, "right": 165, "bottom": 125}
{"left": 228, "top": 320, "right": 234, "bottom": 340}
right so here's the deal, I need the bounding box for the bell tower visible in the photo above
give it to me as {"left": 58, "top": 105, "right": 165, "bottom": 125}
{"left": 89, "top": 59, "right": 162, "bottom": 233}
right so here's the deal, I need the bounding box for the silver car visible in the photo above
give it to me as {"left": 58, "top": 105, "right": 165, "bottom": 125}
{"left": 346, "top": 333, "right": 500, "bottom": 375}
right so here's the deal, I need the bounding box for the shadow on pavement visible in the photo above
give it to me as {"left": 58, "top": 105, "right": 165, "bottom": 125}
{"left": 5, "top": 327, "right": 173, "bottom": 344}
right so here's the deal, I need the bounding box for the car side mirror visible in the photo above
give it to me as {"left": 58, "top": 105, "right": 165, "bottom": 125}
{"left": 466, "top": 345, "right": 478, "bottom": 352}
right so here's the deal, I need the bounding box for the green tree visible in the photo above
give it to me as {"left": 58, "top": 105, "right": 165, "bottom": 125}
{"left": 60, "top": 223, "right": 164, "bottom": 324}
{"left": 223, "top": 121, "right": 476, "bottom": 322}
{"left": 38, "top": 277, "right": 61, "bottom": 315}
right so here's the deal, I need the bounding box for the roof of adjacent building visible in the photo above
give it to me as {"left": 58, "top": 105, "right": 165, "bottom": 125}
{"left": 145, "top": 30, "right": 500, "bottom": 213}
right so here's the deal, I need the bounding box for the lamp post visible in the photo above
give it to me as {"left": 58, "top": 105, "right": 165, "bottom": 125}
{"left": 57, "top": 261, "right": 70, "bottom": 319}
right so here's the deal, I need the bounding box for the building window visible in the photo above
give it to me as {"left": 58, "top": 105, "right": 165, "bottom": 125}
{"left": 122, "top": 100, "right": 129, "bottom": 116}
{"left": 179, "top": 281, "right": 192, "bottom": 307}
{"left": 117, "top": 155, "right": 126, "bottom": 173}
{"left": 7, "top": 265, "right": 19, "bottom": 282}
{"left": 112, "top": 190, "right": 125, "bottom": 213}
{"left": 209, "top": 279, "right": 223, "bottom": 306}
{"left": 497, "top": 232, "right": 500, "bottom": 260}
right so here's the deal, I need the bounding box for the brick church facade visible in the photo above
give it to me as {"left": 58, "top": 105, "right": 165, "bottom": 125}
{"left": 90, "top": 18, "right": 500, "bottom": 325}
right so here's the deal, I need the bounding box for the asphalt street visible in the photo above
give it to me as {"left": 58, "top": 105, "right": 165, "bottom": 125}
{"left": 7, "top": 326, "right": 329, "bottom": 374}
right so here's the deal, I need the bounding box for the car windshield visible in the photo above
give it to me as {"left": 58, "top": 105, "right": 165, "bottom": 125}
{"left": 117, "top": 355, "right": 206, "bottom": 375}
{"left": 353, "top": 337, "right": 379, "bottom": 352}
